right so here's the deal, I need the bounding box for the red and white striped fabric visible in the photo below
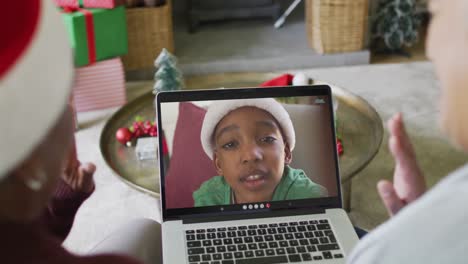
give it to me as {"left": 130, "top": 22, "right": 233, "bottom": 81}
{"left": 53, "top": 0, "right": 123, "bottom": 9}
{"left": 72, "top": 58, "right": 127, "bottom": 112}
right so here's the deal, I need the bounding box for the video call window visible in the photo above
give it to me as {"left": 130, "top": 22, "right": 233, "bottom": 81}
{"left": 160, "top": 96, "right": 338, "bottom": 210}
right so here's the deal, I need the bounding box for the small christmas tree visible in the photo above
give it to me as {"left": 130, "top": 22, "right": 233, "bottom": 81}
{"left": 372, "top": 0, "right": 421, "bottom": 54}
{"left": 153, "top": 49, "right": 184, "bottom": 94}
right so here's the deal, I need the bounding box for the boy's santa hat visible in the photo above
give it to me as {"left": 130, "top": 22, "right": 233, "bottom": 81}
{"left": 0, "top": 0, "right": 73, "bottom": 179}
{"left": 201, "top": 98, "right": 296, "bottom": 160}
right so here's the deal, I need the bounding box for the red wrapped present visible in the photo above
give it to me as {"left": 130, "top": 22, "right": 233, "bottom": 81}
{"left": 72, "top": 58, "right": 127, "bottom": 112}
{"left": 54, "top": 0, "right": 124, "bottom": 9}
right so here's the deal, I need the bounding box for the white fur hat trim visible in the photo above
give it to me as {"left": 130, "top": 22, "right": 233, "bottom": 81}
{"left": 201, "top": 98, "right": 295, "bottom": 160}
{"left": 0, "top": 1, "right": 73, "bottom": 180}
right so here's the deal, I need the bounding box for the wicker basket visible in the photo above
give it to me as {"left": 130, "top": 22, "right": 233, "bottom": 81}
{"left": 305, "top": 0, "right": 368, "bottom": 54}
{"left": 122, "top": 0, "right": 174, "bottom": 70}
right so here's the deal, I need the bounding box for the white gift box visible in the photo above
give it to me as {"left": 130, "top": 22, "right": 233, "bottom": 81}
{"left": 135, "top": 137, "right": 159, "bottom": 161}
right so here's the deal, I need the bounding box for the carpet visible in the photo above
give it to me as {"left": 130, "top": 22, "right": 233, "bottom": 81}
{"left": 64, "top": 62, "right": 468, "bottom": 255}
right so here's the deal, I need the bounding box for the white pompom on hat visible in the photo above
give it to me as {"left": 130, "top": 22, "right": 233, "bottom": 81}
{"left": 0, "top": 0, "right": 74, "bottom": 180}
{"left": 200, "top": 98, "right": 296, "bottom": 160}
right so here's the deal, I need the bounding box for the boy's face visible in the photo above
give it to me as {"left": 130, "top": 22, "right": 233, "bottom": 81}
{"left": 213, "top": 106, "right": 292, "bottom": 204}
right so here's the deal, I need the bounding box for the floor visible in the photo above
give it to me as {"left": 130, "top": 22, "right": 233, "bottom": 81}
{"left": 173, "top": 10, "right": 370, "bottom": 75}
{"left": 127, "top": 1, "right": 371, "bottom": 80}
{"left": 126, "top": 2, "right": 429, "bottom": 80}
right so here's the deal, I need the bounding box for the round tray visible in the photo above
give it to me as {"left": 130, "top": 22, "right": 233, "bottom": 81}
{"left": 100, "top": 73, "right": 383, "bottom": 198}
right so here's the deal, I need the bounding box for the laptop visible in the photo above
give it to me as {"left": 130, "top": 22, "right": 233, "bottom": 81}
{"left": 156, "top": 85, "right": 359, "bottom": 264}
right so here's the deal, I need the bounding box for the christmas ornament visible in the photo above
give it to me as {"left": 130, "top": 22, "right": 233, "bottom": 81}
{"left": 115, "top": 116, "right": 158, "bottom": 146}
{"left": 116, "top": 127, "right": 133, "bottom": 146}
{"left": 153, "top": 48, "right": 184, "bottom": 94}
{"left": 337, "top": 138, "right": 344, "bottom": 156}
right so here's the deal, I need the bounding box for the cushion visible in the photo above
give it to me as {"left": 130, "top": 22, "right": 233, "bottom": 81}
{"left": 164, "top": 102, "right": 218, "bottom": 209}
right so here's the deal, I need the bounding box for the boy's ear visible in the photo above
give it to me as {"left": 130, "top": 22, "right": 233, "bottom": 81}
{"left": 284, "top": 143, "right": 292, "bottom": 165}
{"left": 213, "top": 151, "right": 223, "bottom": 175}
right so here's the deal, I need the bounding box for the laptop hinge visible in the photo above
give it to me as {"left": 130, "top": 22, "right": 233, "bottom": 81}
{"left": 182, "top": 208, "right": 326, "bottom": 224}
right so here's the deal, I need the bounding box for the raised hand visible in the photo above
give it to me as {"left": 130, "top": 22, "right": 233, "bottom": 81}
{"left": 62, "top": 141, "right": 95, "bottom": 194}
{"left": 377, "top": 113, "right": 426, "bottom": 216}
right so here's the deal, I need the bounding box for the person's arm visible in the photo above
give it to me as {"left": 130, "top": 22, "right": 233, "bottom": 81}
{"left": 38, "top": 142, "right": 96, "bottom": 241}
{"left": 40, "top": 177, "right": 94, "bottom": 241}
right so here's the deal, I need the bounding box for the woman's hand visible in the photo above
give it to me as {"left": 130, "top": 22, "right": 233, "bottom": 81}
{"left": 62, "top": 144, "right": 96, "bottom": 194}
{"left": 377, "top": 113, "right": 426, "bottom": 216}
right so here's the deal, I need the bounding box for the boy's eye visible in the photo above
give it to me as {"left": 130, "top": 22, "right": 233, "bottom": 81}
{"left": 222, "top": 141, "right": 238, "bottom": 150}
{"left": 260, "top": 136, "right": 276, "bottom": 143}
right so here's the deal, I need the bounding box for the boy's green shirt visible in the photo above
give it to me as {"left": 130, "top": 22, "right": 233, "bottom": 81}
{"left": 193, "top": 166, "right": 328, "bottom": 207}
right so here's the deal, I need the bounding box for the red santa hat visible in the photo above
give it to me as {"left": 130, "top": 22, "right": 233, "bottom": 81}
{"left": 200, "top": 98, "right": 296, "bottom": 160}
{"left": 0, "top": 0, "right": 73, "bottom": 179}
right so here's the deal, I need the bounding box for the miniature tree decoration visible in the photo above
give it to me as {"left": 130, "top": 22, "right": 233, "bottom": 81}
{"left": 372, "top": 0, "right": 421, "bottom": 54}
{"left": 153, "top": 48, "right": 184, "bottom": 94}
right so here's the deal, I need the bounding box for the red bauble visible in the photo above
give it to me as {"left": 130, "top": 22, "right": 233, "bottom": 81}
{"left": 117, "top": 117, "right": 159, "bottom": 147}
{"left": 116, "top": 127, "right": 133, "bottom": 145}
{"left": 337, "top": 139, "right": 344, "bottom": 155}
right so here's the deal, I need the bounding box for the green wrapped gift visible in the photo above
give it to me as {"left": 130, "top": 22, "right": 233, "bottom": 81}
{"left": 62, "top": 6, "right": 128, "bottom": 67}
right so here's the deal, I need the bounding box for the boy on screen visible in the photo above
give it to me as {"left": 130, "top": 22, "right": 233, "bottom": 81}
{"left": 194, "top": 98, "right": 327, "bottom": 206}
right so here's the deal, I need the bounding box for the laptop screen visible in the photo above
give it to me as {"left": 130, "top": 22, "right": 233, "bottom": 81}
{"left": 156, "top": 86, "right": 342, "bottom": 220}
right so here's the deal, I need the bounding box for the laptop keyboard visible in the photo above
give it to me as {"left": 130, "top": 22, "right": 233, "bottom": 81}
{"left": 185, "top": 219, "right": 343, "bottom": 264}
